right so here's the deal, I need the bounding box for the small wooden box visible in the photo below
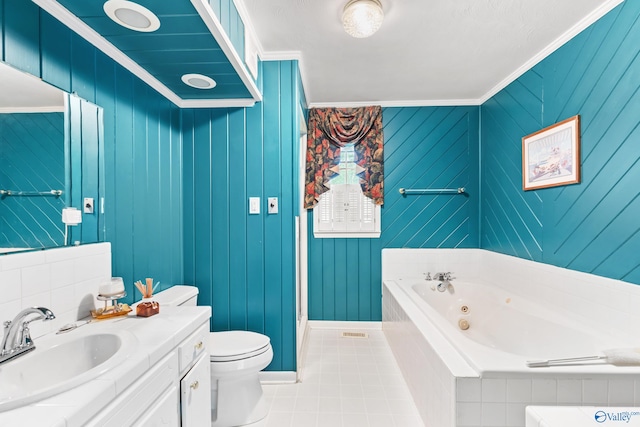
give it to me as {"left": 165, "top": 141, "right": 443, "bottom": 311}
{"left": 136, "top": 301, "right": 160, "bottom": 317}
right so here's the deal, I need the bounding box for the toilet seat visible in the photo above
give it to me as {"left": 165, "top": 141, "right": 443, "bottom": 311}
{"left": 209, "top": 331, "right": 271, "bottom": 362}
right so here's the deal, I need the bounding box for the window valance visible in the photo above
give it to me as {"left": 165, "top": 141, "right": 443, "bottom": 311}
{"left": 304, "top": 106, "right": 383, "bottom": 209}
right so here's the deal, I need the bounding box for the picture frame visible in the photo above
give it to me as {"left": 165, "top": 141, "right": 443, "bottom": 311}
{"left": 522, "top": 115, "right": 581, "bottom": 191}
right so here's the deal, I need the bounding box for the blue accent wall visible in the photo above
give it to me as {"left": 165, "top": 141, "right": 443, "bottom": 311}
{"left": 308, "top": 106, "right": 480, "bottom": 320}
{"left": 1, "top": 0, "right": 184, "bottom": 298}
{"left": 481, "top": 0, "right": 640, "bottom": 284}
{"left": 208, "top": 0, "right": 245, "bottom": 75}
{"left": 182, "top": 61, "right": 301, "bottom": 371}
{"left": 0, "top": 112, "right": 65, "bottom": 248}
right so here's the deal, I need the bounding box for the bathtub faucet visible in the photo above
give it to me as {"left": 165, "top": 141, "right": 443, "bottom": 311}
{"left": 434, "top": 272, "right": 454, "bottom": 292}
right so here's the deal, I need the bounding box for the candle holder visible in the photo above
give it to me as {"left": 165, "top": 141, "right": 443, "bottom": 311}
{"left": 91, "top": 291, "right": 132, "bottom": 319}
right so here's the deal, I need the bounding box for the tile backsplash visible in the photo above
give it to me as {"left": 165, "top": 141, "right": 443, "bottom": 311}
{"left": 0, "top": 243, "right": 111, "bottom": 338}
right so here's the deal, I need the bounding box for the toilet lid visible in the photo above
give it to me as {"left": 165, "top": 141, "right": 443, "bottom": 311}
{"left": 209, "top": 331, "right": 271, "bottom": 362}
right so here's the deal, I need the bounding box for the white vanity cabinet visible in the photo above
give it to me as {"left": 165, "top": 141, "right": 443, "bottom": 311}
{"left": 88, "top": 320, "right": 211, "bottom": 427}
{"left": 88, "top": 351, "right": 180, "bottom": 426}
{"left": 178, "top": 323, "right": 211, "bottom": 427}
{"left": 0, "top": 305, "right": 212, "bottom": 427}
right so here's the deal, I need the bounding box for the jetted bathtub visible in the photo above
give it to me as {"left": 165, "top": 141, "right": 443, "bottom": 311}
{"left": 382, "top": 248, "right": 640, "bottom": 427}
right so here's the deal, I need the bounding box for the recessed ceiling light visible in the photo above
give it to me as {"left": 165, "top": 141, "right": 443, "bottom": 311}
{"left": 181, "top": 74, "right": 217, "bottom": 90}
{"left": 104, "top": 0, "right": 160, "bottom": 32}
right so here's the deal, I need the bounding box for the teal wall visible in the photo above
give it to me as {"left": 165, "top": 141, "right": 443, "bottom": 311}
{"left": 1, "top": 0, "right": 184, "bottom": 297}
{"left": 208, "top": 0, "right": 245, "bottom": 78}
{"left": 0, "top": 112, "right": 65, "bottom": 248}
{"left": 481, "top": 0, "right": 640, "bottom": 284}
{"left": 308, "top": 106, "right": 480, "bottom": 320}
{"left": 182, "top": 61, "right": 301, "bottom": 371}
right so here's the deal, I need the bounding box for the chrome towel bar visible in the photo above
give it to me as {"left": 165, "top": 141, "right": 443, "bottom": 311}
{"left": 399, "top": 187, "right": 465, "bottom": 195}
{"left": 0, "top": 189, "right": 63, "bottom": 197}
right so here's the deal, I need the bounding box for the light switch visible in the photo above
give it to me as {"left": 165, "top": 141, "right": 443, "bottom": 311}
{"left": 268, "top": 197, "right": 278, "bottom": 214}
{"left": 249, "top": 197, "right": 260, "bottom": 214}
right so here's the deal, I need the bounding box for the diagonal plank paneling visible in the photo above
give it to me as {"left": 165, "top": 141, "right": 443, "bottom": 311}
{"left": 0, "top": 112, "right": 65, "bottom": 248}
{"left": 308, "top": 106, "right": 480, "bottom": 321}
{"left": 481, "top": 1, "right": 640, "bottom": 284}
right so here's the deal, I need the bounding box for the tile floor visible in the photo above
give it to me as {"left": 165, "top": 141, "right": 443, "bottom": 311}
{"left": 261, "top": 327, "right": 424, "bottom": 427}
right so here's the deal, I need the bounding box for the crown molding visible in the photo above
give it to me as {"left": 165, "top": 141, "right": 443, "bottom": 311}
{"left": 309, "top": 99, "right": 481, "bottom": 109}
{"left": 478, "top": 0, "right": 625, "bottom": 104}
{"left": 247, "top": 0, "right": 625, "bottom": 108}
{"left": 0, "top": 106, "right": 65, "bottom": 113}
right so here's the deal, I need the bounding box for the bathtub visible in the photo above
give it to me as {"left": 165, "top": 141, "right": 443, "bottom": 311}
{"left": 382, "top": 249, "right": 640, "bottom": 427}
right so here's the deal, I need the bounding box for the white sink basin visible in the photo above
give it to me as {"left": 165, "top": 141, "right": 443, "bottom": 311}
{"left": 0, "top": 330, "right": 136, "bottom": 412}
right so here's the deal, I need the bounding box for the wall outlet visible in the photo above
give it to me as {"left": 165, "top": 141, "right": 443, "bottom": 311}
{"left": 83, "top": 197, "right": 94, "bottom": 214}
{"left": 268, "top": 197, "right": 278, "bottom": 214}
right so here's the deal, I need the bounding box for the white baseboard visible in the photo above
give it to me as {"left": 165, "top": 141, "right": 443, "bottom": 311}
{"left": 307, "top": 320, "right": 382, "bottom": 330}
{"left": 259, "top": 371, "right": 297, "bottom": 384}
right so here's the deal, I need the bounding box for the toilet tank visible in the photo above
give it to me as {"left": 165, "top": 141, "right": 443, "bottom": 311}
{"left": 153, "top": 285, "right": 199, "bottom": 306}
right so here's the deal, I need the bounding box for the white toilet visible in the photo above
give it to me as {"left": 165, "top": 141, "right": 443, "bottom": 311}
{"left": 153, "top": 285, "right": 273, "bottom": 427}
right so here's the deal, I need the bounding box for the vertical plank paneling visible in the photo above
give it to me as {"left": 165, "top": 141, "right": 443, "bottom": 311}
{"left": 245, "top": 62, "right": 265, "bottom": 334}
{"left": 40, "top": 15, "right": 71, "bottom": 92}
{"left": 3, "top": 0, "right": 183, "bottom": 302}
{"left": 70, "top": 36, "right": 96, "bottom": 104}
{"left": 229, "top": 108, "right": 247, "bottom": 330}
{"left": 280, "top": 61, "right": 296, "bottom": 371}
{"left": 3, "top": 0, "right": 40, "bottom": 76}
{"left": 182, "top": 110, "right": 196, "bottom": 289}
{"left": 79, "top": 99, "right": 100, "bottom": 243}
{"left": 131, "top": 81, "right": 150, "bottom": 277}
{"left": 0, "top": 0, "right": 4, "bottom": 59}
{"left": 211, "top": 109, "right": 231, "bottom": 330}
{"left": 182, "top": 61, "right": 298, "bottom": 371}
{"left": 111, "top": 66, "right": 135, "bottom": 297}
{"left": 307, "top": 106, "right": 480, "bottom": 321}
{"left": 262, "top": 61, "right": 283, "bottom": 369}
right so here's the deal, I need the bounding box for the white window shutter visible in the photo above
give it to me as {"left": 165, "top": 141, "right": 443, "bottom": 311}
{"left": 360, "top": 190, "right": 376, "bottom": 232}
{"left": 346, "top": 184, "right": 362, "bottom": 228}
{"left": 332, "top": 185, "right": 348, "bottom": 232}
{"left": 311, "top": 145, "right": 380, "bottom": 238}
{"left": 315, "top": 192, "right": 333, "bottom": 232}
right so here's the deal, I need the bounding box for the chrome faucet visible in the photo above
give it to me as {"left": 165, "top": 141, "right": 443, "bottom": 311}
{"left": 0, "top": 307, "right": 55, "bottom": 364}
{"left": 434, "top": 272, "right": 454, "bottom": 292}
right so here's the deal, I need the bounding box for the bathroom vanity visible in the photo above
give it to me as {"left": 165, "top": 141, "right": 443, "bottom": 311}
{"left": 0, "top": 305, "right": 211, "bottom": 426}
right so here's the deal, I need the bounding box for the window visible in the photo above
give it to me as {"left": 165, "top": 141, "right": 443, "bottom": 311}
{"left": 313, "top": 145, "right": 381, "bottom": 238}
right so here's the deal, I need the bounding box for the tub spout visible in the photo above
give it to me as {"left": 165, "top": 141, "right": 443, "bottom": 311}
{"left": 434, "top": 272, "right": 455, "bottom": 292}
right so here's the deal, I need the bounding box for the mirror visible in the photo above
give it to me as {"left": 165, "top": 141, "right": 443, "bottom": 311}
{"left": 0, "top": 62, "right": 105, "bottom": 254}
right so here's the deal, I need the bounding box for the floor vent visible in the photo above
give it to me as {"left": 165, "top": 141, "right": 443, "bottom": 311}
{"left": 341, "top": 331, "right": 368, "bottom": 339}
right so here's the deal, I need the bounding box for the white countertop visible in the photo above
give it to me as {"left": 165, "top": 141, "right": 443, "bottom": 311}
{"left": 0, "top": 306, "right": 211, "bottom": 427}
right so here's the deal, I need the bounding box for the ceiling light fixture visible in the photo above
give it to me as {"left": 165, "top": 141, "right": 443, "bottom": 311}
{"left": 342, "top": 0, "right": 384, "bottom": 38}
{"left": 181, "top": 74, "right": 217, "bottom": 90}
{"left": 104, "top": 0, "right": 160, "bottom": 32}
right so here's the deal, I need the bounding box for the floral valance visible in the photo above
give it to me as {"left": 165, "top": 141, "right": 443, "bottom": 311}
{"left": 304, "top": 106, "right": 383, "bottom": 209}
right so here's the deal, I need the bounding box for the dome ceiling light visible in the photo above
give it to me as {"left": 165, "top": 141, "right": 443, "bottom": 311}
{"left": 342, "top": 0, "right": 384, "bottom": 38}
{"left": 103, "top": 0, "right": 160, "bottom": 33}
{"left": 181, "top": 74, "right": 217, "bottom": 90}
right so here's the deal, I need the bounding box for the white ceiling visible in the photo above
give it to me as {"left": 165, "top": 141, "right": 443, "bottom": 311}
{"left": 0, "top": 62, "right": 65, "bottom": 112}
{"left": 239, "top": 0, "right": 623, "bottom": 107}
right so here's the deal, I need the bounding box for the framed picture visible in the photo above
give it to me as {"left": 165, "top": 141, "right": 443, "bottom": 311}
{"left": 522, "top": 115, "right": 580, "bottom": 191}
